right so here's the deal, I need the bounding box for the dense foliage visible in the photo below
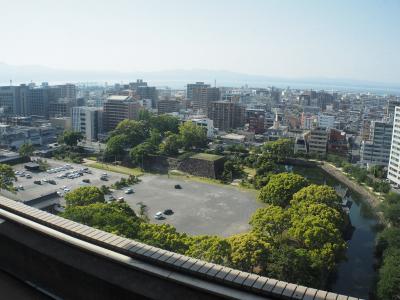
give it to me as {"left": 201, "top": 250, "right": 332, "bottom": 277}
{"left": 258, "top": 173, "right": 309, "bottom": 207}
{"left": 376, "top": 193, "right": 400, "bottom": 300}
{"left": 59, "top": 170, "right": 346, "bottom": 290}
{"left": 18, "top": 143, "right": 35, "bottom": 157}
{"left": 65, "top": 186, "right": 105, "bottom": 207}
{"left": 0, "top": 163, "right": 16, "bottom": 191}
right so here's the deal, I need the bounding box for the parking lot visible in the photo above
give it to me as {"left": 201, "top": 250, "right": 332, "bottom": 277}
{"left": 115, "top": 174, "right": 262, "bottom": 237}
{"left": 9, "top": 159, "right": 124, "bottom": 203}
{"left": 8, "top": 159, "right": 262, "bottom": 237}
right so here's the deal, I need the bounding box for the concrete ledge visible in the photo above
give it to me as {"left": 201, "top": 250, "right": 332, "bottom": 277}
{"left": 0, "top": 196, "right": 360, "bottom": 300}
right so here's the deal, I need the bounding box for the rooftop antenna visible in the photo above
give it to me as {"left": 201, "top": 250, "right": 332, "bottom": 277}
{"left": 214, "top": 79, "right": 216, "bottom": 87}
{"left": 10, "top": 80, "right": 12, "bottom": 86}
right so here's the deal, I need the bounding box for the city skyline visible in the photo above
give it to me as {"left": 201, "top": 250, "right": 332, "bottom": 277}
{"left": 1, "top": 0, "right": 399, "bottom": 84}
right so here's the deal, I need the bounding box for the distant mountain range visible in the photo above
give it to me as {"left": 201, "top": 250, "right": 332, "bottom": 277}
{"left": 0, "top": 62, "right": 399, "bottom": 94}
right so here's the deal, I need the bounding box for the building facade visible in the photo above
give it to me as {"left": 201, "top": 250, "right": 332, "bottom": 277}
{"left": 307, "top": 127, "right": 328, "bottom": 156}
{"left": 388, "top": 107, "right": 400, "bottom": 186}
{"left": 360, "top": 121, "right": 392, "bottom": 167}
{"left": 72, "top": 107, "right": 103, "bottom": 141}
{"left": 207, "top": 101, "right": 245, "bottom": 131}
{"left": 192, "top": 87, "right": 220, "bottom": 114}
{"left": 103, "top": 96, "right": 141, "bottom": 131}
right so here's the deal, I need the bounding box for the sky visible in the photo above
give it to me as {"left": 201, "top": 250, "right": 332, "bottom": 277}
{"left": 0, "top": 0, "right": 399, "bottom": 84}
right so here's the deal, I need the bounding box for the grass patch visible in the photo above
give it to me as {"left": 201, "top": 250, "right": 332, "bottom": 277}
{"left": 243, "top": 167, "right": 256, "bottom": 177}
{"left": 191, "top": 153, "right": 224, "bottom": 161}
{"left": 85, "top": 162, "right": 144, "bottom": 176}
{"left": 168, "top": 170, "right": 258, "bottom": 194}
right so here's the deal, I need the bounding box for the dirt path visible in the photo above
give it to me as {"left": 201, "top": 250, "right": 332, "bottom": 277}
{"left": 319, "top": 162, "right": 382, "bottom": 209}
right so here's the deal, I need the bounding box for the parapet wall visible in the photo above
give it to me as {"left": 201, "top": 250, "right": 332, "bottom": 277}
{"left": 0, "top": 195, "right": 360, "bottom": 300}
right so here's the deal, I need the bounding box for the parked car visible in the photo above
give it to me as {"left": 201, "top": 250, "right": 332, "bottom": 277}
{"left": 117, "top": 196, "right": 125, "bottom": 202}
{"left": 163, "top": 209, "right": 174, "bottom": 215}
{"left": 25, "top": 174, "right": 32, "bottom": 179}
{"left": 34, "top": 180, "right": 41, "bottom": 185}
{"left": 125, "top": 188, "right": 134, "bottom": 194}
{"left": 82, "top": 179, "right": 90, "bottom": 183}
{"left": 100, "top": 175, "right": 108, "bottom": 181}
{"left": 154, "top": 212, "right": 164, "bottom": 220}
{"left": 174, "top": 184, "right": 182, "bottom": 189}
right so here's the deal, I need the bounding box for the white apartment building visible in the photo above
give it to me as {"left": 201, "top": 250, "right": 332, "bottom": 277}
{"left": 72, "top": 107, "right": 103, "bottom": 141}
{"left": 189, "top": 117, "right": 214, "bottom": 138}
{"left": 388, "top": 107, "right": 400, "bottom": 186}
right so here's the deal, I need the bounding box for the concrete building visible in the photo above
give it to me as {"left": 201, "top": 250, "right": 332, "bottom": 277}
{"left": 0, "top": 124, "right": 56, "bottom": 149}
{"left": 136, "top": 86, "right": 158, "bottom": 108}
{"left": 246, "top": 109, "right": 265, "bottom": 134}
{"left": 0, "top": 85, "right": 30, "bottom": 115}
{"left": 186, "top": 82, "right": 210, "bottom": 101}
{"left": 327, "top": 128, "right": 348, "bottom": 156}
{"left": 308, "top": 127, "right": 328, "bottom": 156}
{"left": 192, "top": 87, "right": 220, "bottom": 114}
{"left": 207, "top": 101, "right": 245, "bottom": 131}
{"left": 72, "top": 107, "right": 103, "bottom": 141}
{"left": 318, "top": 114, "right": 335, "bottom": 129}
{"left": 388, "top": 107, "right": 400, "bottom": 186}
{"left": 29, "top": 87, "right": 50, "bottom": 117}
{"left": 103, "top": 95, "right": 141, "bottom": 131}
{"left": 360, "top": 121, "right": 392, "bottom": 167}
{"left": 189, "top": 117, "right": 214, "bottom": 138}
{"left": 157, "top": 100, "right": 179, "bottom": 115}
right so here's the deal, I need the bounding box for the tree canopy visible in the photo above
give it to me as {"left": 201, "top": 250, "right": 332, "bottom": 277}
{"left": 19, "top": 143, "right": 35, "bottom": 157}
{"left": 0, "top": 163, "right": 16, "bottom": 191}
{"left": 179, "top": 121, "right": 207, "bottom": 150}
{"left": 65, "top": 186, "right": 105, "bottom": 207}
{"left": 58, "top": 130, "right": 83, "bottom": 147}
{"left": 258, "top": 173, "right": 309, "bottom": 207}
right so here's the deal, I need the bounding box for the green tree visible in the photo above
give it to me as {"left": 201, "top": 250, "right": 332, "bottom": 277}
{"left": 263, "top": 138, "right": 294, "bottom": 163}
{"left": 290, "top": 184, "right": 342, "bottom": 210}
{"left": 221, "top": 159, "right": 245, "bottom": 183}
{"left": 376, "top": 227, "right": 400, "bottom": 256}
{"left": 179, "top": 121, "right": 207, "bottom": 150}
{"left": 129, "top": 142, "right": 155, "bottom": 166}
{"left": 159, "top": 133, "right": 181, "bottom": 155}
{"left": 149, "top": 114, "right": 180, "bottom": 135}
{"left": 138, "top": 223, "right": 191, "bottom": 254}
{"left": 250, "top": 205, "right": 290, "bottom": 238}
{"left": 65, "top": 186, "right": 105, "bottom": 207}
{"left": 0, "top": 164, "right": 16, "bottom": 191}
{"left": 62, "top": 202, "right": 141, "bottom": 238}
{"left": 186, "top": 236, "right": 231, "bottom": 265}
{"left": 227, "top": 233, "right": 270, "bottom": 272}
{"left": 105, "top": 134, "right": 127, "bottom": 159}
{"left": 112, "top": 119, "right": 149, "bottom": 148}
{"left": 19, "top": 143, "right": 35, "bottom": 157}
{"left": 58, "top": 130, "right": 83, "bottom": 147}
{"left": 258, "top": 173, "right": 309, "bottom": 207}
{"left": 377, "top": 249, "right": 400, "bottom": 300}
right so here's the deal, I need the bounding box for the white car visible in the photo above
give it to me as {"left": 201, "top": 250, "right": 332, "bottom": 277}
{"left": 64, "top": 188, "right": 70, "bottom": 192}
{"left": 154, "top": 212, "right": 164, "bottom": 220}
{"left": 125, "top": 188, "right": 134, "bottom": 194}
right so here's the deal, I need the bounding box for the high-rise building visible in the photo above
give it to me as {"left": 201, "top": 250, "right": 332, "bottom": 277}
{"left": 29, "top": 87, "right": 49, "bottom": 117}
{"left": 0, "top": 84, "right": 30, "bottom": 115}
{"left": 186, "top": 82, "right": 210, "bottom": 101}
{"left": 157, "top": 100, "right": 179, "bottom": 115}
{"left": 207, "top": 101, "right": 245, "bottom": 131}
{"left": 360, "top": 121, "right": 392, "bottom": 167}
{"left": 192, "top": 87, "right": 220, "bottom": 114}
{"left": 136, "top": 86, "right": 158, "bottom": 108}
{"left": 72, "top": 107, "right": 103, "bottom": 141}
{"left": 388, "top": 107, "right": 400, "bottom": 186}
{"left": 103, "top": 96, "right": 141, "bottom": 131}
